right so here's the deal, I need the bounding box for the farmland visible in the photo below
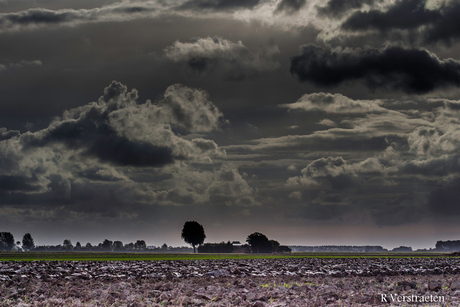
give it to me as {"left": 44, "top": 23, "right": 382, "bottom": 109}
{"left": 2, "top": 253, "right": 460, "bottom": 306}
{"left": 0, "top": 251, "right": 449, "bottom": 261}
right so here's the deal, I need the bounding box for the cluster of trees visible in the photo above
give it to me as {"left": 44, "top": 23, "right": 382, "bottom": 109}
{"left": 1, "top": 231, "right": 193, "bottom": 253}
{"left": 198, "top": 241, "right": 236, "bottom": 253}
{"left": 181, "top": 221, "right": 291, "bottom": 254}
{"left": 392, "top": 246, "right": 413, "bottom": 252}
{"left": 435, "top": 240, "right": 460, "bottom": 252}
{"left": 0, "top": 232, "right": 34, "bottom": 251}
{"left": 1, "top": 232, "right": 150, "bottom": 252}
{"left": 246, "top": 232, "right": 291, "bottom": 253}
{"left": 35, "top": 239, "right": 149, "bottom": 252}
{"left": 149, "top": 244, "right": 193, "bottom": 253}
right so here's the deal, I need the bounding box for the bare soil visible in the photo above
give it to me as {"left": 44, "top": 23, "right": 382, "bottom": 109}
{"left": 1, "top": 258, "right": 460, "bottom": 306}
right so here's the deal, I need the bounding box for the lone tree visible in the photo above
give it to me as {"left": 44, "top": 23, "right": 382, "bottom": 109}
{"left": 181, "top": 221, "right": 206, "bottom": 253}
{"left": 246, "top": 232, "right": 271, "bottom": 253}
{"left": 22, "top": 233, "right": 35, "bottom": 250}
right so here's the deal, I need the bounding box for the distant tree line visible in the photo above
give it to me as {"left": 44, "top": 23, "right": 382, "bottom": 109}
{"left": 38, "top": 239, "right": 150, "bottom": 252}
{"left": 392, "top": 246, "right": 412, "bottom": 252}
{"left": 289, "top": 245, "right": 388, "bottom": 252}
{"left": 290, "top": 245, "right": 444, "bottom": 252}
{"left": 0, "top": 232, "right": 192, "bottom": 253}
{"left": 198, "top": 241, "right": 235, "bottom": 253}
{"left": 9, "top": 225, "right": 455, "bottom": 254}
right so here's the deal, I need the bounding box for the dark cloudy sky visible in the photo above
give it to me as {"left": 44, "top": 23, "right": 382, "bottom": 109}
{"left": 1, "top": 0, "right": 460, "bottom": 249}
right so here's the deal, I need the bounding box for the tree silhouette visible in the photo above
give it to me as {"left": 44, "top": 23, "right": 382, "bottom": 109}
{"left": 63, "top": 239, "right": 73, "bottom": 251}
{"left": 0, "top": 232, "right": 15, "bottom": 251}
{"left": 134, "top": 240, "right": 146, "bottom": 250}
{"left": 22, "top": 233, "right": 35, "bottom": 250}
{"left": 101, "top": 239, "right": 113, "bottom": 251}
{"left": 181, "top": 221, "right": 206, "bottom": 253}
{"left": 269, "top": 239, "right": 280, "bottom": 253}
{"left": 246, "top": 232, "right": 271, "bottom": 253}
{"left": 113, "top": 241, "right": 124, "bottom": 251}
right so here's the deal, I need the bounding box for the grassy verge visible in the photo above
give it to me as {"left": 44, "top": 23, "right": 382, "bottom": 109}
{"left": 0, "top": 251, "right": 450, "bottom": 261}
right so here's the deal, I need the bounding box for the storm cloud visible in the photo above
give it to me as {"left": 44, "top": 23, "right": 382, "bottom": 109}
{"left": 0, "top": 1, "right": 160, "bottom": 32}
{"left": 274, "top": 0, "right": 307, "bottom": 14}
{"left": 341, "top": 0, "right": 460, "bottom": 44}
{"left": 178, "top": 0, "right": 261, "bottom": 11}
{"left": 342, "top": 0, "right": 441, "bottom": 31}
{"left": 286, "top": 156, "right": 385, "bottom": 190}
{"left": 0, "top": 81, "right": 226, "bottom": 194}
{"left": 317, "top": 0, "right": 381, "bottom": 19}
{"left": 408, "top": 125, "right": 460, "bottom": 157}
{"left": 3, "top": 0, "right": 460, "bottom": 248}
{"left": 290, "top": 44, "right": 460, "bottom": 93}
{"left": 165, "top": 36, "right": 280, "bottom": 80}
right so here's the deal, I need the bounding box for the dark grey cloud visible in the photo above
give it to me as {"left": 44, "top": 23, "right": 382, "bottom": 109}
{"left": 0, "top": 0, "right": 122, "bottom": 12}
{"left": 3, "top": 8, "right": 76, "bottom": 24}
{"left": 408, "top": 125, "right": 460, "bottom": 157}
{"left": 20, "top": 82, "right": 173, "bottom": 167}
{"left": 0, "top": 60, "right": 42, "bottom": 73}
{"left": 2, "top": 0, "right": 460, "bottom": 248}
{"left": 399, "top": 155, "right": 460, "bottom": 177}
{"left": 0, "top": 174, "right": 41, "bottom": 192}
{"left": 422, "top": 0, "right": 460, "bottom": 44}
{"left": 165, "top": 36, "right": 279, "bottom": 80}
{"left": 23, "top": 117, "right": 174, "bottom": 168}
{"left": 287, "top": 156, "right": 385, "bottom": 190}
{"left": 290, "top": 44, "right": 460, "bottom": 93}
{"left": 445, "top": 101, "right": 460, "bottom": 110}
{"left": 77, "top": 167, "right": 127, "bottom": 182}
{"left": 0, "top": 81, "right": 225, "bottom": 195}
{"left": 341, "top": 0, "right": 460, "bottom": 45}
{"left": 0, "top": 2, "right": 159, "bottom": 32}
{"left": 299, "top": 156, "right": 357, "bottom": 190}
{"left": 317, "top": 0, "right": 380, "bottom": 19}
{"left": 178, "top": 0, "right": 261, "bottom": 11}
{"left": 275, "top": 0, "right": 307, "bottom": 14}
{"left": 342, "top": 0, "right": 440, "bottom": 31}
{"left": 0, "top": 128, "right": 20, "bottom": 141}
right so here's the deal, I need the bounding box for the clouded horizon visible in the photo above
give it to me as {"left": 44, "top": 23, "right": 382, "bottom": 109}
{"left": 1, "top": 0, "right": 460, "bottom": 250}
